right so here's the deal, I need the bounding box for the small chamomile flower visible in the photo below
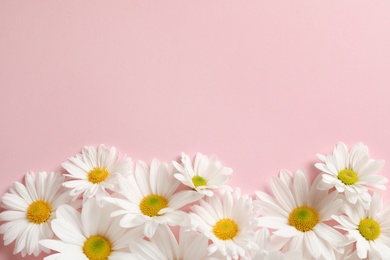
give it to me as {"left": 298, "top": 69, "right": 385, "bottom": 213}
{"left": 315, "top": 142, "right": 387, "bottom": 208}
{"left": 105, "top": 159, "right": 203, "bottom": 238}
{"left": 190, "top": 189, "right": 257, "bottom": 260}
{"left": 40, "top": 198, "right": 142, "bottom": 260}
{"left": 333, "top": 192, "right": 390, "bottom": 259}
{"left": 0, "top": 171, "right": 74, "bottom": 257}
{"left": 173, "top": 152, "right": 232, "bottom": 197}
{"left": 255, "top": 170, "right": 345, "bottom": 260}
{"left": 62, "top": 144, "right": 133, "bottom": 206}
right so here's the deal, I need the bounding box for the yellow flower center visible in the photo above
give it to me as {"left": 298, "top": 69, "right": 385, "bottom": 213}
{"left": 213, "top": 218, "right": 239, "bottom": 240}
{"left": 338, "top": 169, "right": 358, "bottom": 185}
{"left": 83, "top": 235, "right": 112, "bottom": 260}
{"left": 88, "top": 167, "right": 109, "bottom": 184}
{"left": 139, "top": 194, "right": 169, "bottom": 217}
{"left": 358, "top": 218, "right": 381, "bottom": 241}
{"left": 289, "top": 206, "right": 319, "bottom": 232}
{"left": 192, "top": 175, "right": 207, "bottom": 187}
{"left": 26, "top": 200, "right": 52, "bottom": 224}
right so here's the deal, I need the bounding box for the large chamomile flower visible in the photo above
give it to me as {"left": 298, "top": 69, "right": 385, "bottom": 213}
{"left": 252, "top": 228, "right": 302, "bottom": 260}
{"left": 62, "top": 144, "right": 133, "bottom": 205}
{"left": 105, "top": 159, "right": 203, "bottom": 238}
{"left": 173, "top": 152, "right": 233, "bottom": 197}
{"left": 0, "top": 171, "right": 74, "bottom": 257}
{"left": 40, "top": 198, "right": 142, "bottom": 260}
{"left": 190, "top": 189, "right": 258, "bottom": 260}
{"left": 128, "top": 225, "right": 220, "bottom": 260}
{"left": 333, "top": 192, "right": 390, "bottom": 259}
{"left": 255, "top": 170, "right": 345, "bottom": 260}
{"left": 315, "top": 142, "right": 387, "bottom": 208}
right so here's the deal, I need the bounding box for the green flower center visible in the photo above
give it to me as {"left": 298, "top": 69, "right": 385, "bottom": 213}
{"left": 139, "top": 194, "right": 169, "bottom": 217}
{"left": 83, "top": 235, "right": 112, "bottom": 260}
{"left": 26, "top": 200, "right": 51, "bottom": 224}
{"left": 213, "top": 218, "right": 239, "bottom": 240}
{"left": 289, "top": 206, "right": 319, "bottom": 232}
{"left": 88, "top": 167, "right": 109, "bottom": 184}
{"left": 358, "top": 218, "right": 381, "bottom": 241}
{"left": 338, "top": 169, "right": 358, "bottom": 185}
{"left": 192, "top": 175, "right": 207, "bottom": 187}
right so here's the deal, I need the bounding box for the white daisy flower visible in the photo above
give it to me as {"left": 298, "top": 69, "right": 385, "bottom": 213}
{"left": 128, "top": 225, "right": 220, "bottom": 260}
{"left": 62, "top": 144, "right": 133, "bottom": 206}
{"left": 190, "top": 189, "right": 258, "bottom": 260}
{"left": 252, "top": 228, "right": 302, "bottom": 260}
{"left": 40, "top": 198, "right": 142, "bottom": 260}
{"left": 315, "top": 142, "right": 387, "bottom": 208}
{"left": 333, "top": 192, "right": 390, "bottom": 259}
{"left": 255, "top": 170, "right": 345, "bottom": 260}
{"left": 0, "top": 171, "right": 74, "bottom": 257}
{"left": 173, "top": 152, "right": 233, "bottom": 197}
{"left": 105, "top": 159, "right": 203, "bottom": 238}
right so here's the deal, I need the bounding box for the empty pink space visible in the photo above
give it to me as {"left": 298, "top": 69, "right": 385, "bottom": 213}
{"left": 1, "top": 1, "right": 390, "bottom": 259}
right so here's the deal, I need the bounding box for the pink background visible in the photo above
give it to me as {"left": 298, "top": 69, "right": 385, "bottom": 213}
{"left": 1, "top": 1, "right": 390, "bottom": 259}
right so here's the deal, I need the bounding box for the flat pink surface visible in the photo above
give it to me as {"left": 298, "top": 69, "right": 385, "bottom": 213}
{"left": 1, "top": 1, "right": 390, "bottom": 259}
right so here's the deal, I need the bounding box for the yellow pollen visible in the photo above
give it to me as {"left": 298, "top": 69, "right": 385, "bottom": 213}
{"left": 338, "top": 169, "right": 358, "bottom": 185}
{"left": 26, "top": 200, "right": 51, "bottom": 224}
{"left": 192, "top": 175, "right": 207, "bottom": 187}
{"left": 358, "top": 218, "right": 381, "bottom": 241}
{"left": 289, "top": 206, "right": 319, "bottom": 232}
{"left": 83, "top": 235, "right": 112, "bottom": 260}
{"left": 88, "top": 167, "right": 109, "bottom": 184}
{"left": 213, "top": 218, "right": 239, "bottom": 240}
{"left": 139, "top": 194, "right": 169, "bottom": 217}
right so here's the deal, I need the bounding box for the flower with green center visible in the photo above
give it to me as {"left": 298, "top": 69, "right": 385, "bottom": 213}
{"left": 333, "top": 192, "right": 390, "bottom": 259}
{"left": 62, "top": 144, "right": 133, "bottom": 206}
{"left": 83, "top": 235, "right": 112, "bottom": 260}
{"left": 40, "top": 199, "right": 142, "bottom": 259}
{"left": 190, "top": 189, "right": 257, "bottom": 259}
{"left": 288, "top": 206, "right": 319, "bottom": 232}
{"left": 173, "top": 152, "right": 233, "bottom": 197}
{"left": 0, "top": 171, "right": 73, "bottom": 257}
{"left": 105, "top": 159, "right": 203, "bottom": 238}
{"left": 256, "top": 170, "right": 344, "bottom": 259}
{"left": 315, "top": 142, "right": 387, "bottom": 208}
{"left": 26, "top": 200, "right": 52, "bottom": 224}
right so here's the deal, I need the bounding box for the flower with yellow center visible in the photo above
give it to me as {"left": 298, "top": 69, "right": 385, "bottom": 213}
{"left": 40, "top": 199, "right": 142, "bottom": 260}
{"left": 315, "top": 142, "right": 387, "bottom": 208}
{"left": 0, "top": 171, "right": 73, "bottom": 257}
{"left": 333, "top": 192, "right": 390, "bottom": 259}
{"left": 62, "top": 145, "right": 133, "bottom": 206}
{"left": 173, "top": 152, "right": 233, "bottom": 197}
{"left": 256, "top": 170, "right": 344, "bottom": 259}
{"left": 105, "top": 159, "right": 203, "bottom": 238}
{"left": 190, "top": 189, "right": 257, "bottom": 259}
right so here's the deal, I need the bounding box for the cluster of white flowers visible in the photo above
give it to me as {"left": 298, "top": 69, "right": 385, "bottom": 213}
{"left": 0, "top": 142, "right": 389, "bottom": 259}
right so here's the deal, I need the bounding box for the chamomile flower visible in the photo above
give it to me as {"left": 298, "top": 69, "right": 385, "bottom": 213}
{"left": 252, "top": 228, "right": 302, "bottom": 260}
{"left": 40, "top": 198, "right": 142, "bottom": 260}
{"left": 190, "top": 189, "right": 258, "bottom": 260}
{"left": 255, "top": 170, "right": 345, "bottom": 260}
{"left": 62, "top": 144, "right": 133, "bottom": 206}
{"left": 333, "top": 192, "right": 390, "bottom": 259}
{"left": 0, "top": 171, "right": 74, "bottom": 257}
{"left": 105, "top": 159, "right": 203, "bottom": 238}
{"left": 173, "top": 152, "right": 233, "bottom": 197}
{"left": 315, "top": 142, "right": 387, "bottom": 208}
{"left": 128, "top": 225, "right": 219, "bottom": 260}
